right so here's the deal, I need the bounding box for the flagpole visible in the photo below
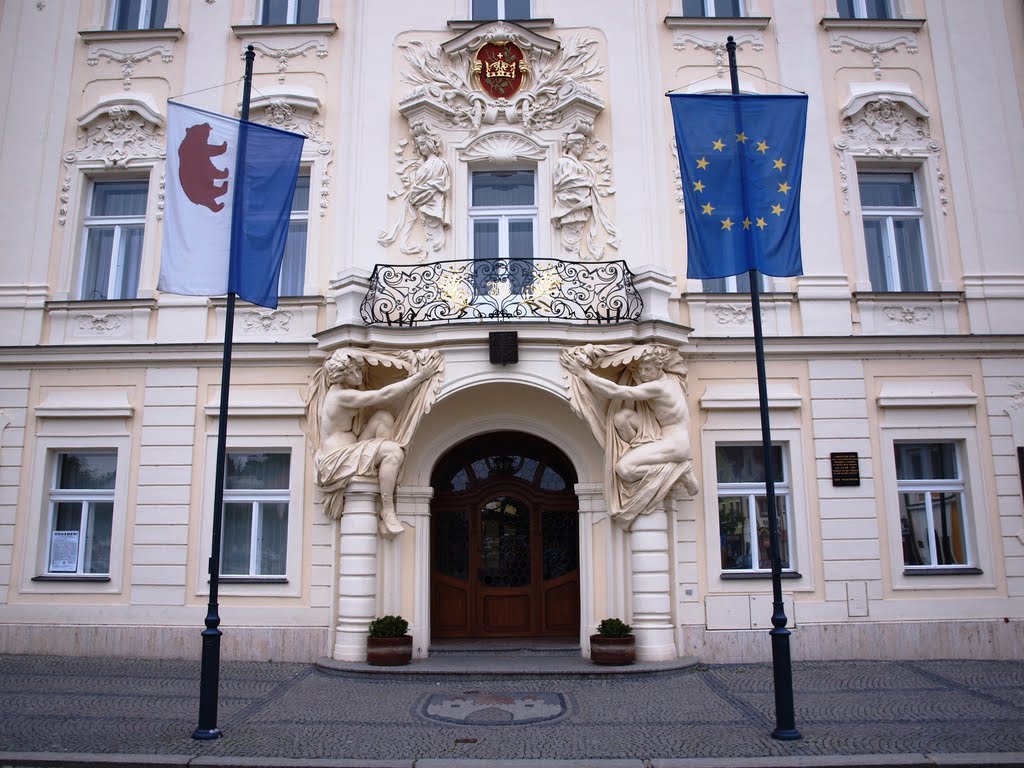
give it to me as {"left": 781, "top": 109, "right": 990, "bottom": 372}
{"left": 192, "top": 44, "right": 256, "bottom": 742}
{"left": 726, "top": 35, "right": 801, "bottom": 741}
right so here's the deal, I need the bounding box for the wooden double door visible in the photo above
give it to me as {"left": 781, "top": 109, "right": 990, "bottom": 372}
{"left": 430, "top": 433, "right": 580, "bottom": 638}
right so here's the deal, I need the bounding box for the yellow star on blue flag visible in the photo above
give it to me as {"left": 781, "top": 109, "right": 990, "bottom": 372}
{"left": 669, "top": 94, "right": 808, "bottom": 279}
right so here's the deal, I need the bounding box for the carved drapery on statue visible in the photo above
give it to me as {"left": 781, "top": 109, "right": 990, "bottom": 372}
{"left": 561, "top": 344, "right": 699, "bottom": 522}
{"left": 304, "top": 347, "right": 444, "bottom": 535}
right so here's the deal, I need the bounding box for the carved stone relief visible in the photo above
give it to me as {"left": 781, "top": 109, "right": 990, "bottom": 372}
{"left": 86, "top": 45, "right": 174, "bottom": 91}
{"left": 458, "top": 131, "right": 545, "bottom": 164}
{"left": 828, "top": 33, "right": 918, "bottom": 81}
{"left": 670, "top": 32, "right": 764, "bottom": 79}
{"left": 76, "top": 313, "right": 125, "bottom": 334}
{"left": 59, "top": 103, "right": 165, "bottom": 225}
{"left": 883, "top": 305, "right": 933, "bottom": 324}
{"left": 246, "top": 40, "right": 329, "bottom": 84}
{"left": 833, "top": 95, "right": 946, "bottom": 216}
{"left": 242, "top": 309, "right": 292, "bottom": 333}
{"left": 551, "top": 121, "right": 618, "bottom": 261}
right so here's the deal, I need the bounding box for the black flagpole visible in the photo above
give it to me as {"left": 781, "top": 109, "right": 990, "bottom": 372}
{"left": 193, "top": 44, "right": 256, "bottom": 741}
{"left": 726, "top": 35, "right": 801, "bottom": 741}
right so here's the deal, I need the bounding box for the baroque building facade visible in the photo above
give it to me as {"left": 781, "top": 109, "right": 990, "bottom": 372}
{"left": 0, "top": 0, "right": 1022, "bottom": 663}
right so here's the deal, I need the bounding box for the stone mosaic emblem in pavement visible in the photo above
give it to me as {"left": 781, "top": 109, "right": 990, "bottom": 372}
{"left": 419, "top": 691, "right": 569, "bottom": 725}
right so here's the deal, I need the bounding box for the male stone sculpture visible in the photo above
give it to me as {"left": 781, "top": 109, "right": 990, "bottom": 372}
{"left": 304, "top": 348, "right": 443, "bottom": 536}
{"left": 562, "top": 344, "right": 699, "bottom": 521}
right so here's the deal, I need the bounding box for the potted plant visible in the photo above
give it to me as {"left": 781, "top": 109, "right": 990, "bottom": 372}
{"left": 590, "top": 618, "right": 635, "bottom": 665}
{"left": 366, "top": 614, "right": 413, "bottom": 666}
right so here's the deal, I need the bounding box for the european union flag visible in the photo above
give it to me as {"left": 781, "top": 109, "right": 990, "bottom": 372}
{"left": 669, "top": 94, "right": 808, "bottom": 279}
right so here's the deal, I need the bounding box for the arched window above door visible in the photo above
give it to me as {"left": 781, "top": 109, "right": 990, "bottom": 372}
{"left": 431, "top": 431, "right": 577, "bottom": 493}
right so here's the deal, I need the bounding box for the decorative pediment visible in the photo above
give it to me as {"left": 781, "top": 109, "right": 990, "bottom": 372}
{"left": 458, "top": 131, "right": 546, "bottom": 163}
{"left": 397, "top": 22, "right": 606, "bottom": 135}
{"left": 64, "top": 98, "right": 165, "bottom": 169}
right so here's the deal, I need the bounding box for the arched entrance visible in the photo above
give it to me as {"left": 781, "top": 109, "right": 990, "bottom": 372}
{"left": 430, "top": 431, "right": 580, "bottom": 638}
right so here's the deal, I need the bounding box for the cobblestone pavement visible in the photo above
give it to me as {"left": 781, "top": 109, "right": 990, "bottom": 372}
{"left": 1, "top": 654, "right": 1023, "bottom": 764}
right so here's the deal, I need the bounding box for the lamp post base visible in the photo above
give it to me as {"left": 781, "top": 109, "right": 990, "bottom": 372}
{"left": 191, "top": 727, "right": 222, "bottom": 741}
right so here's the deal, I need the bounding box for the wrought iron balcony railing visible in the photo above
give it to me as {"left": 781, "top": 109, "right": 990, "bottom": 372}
{"left": 361, "top": 258, "right": 644, "bottom": 326}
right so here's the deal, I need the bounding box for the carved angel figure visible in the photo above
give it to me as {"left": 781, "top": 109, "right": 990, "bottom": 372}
{"left": 561, "top": 344, "right": 699, "bottom": 522}
{"left": 377, "top": 122, "right": 451, "bottom": 257}
{"left": 304, "top": 348, "right": 444, "bottom": 536}
{"left": 551, "top": 131, "right": 617, "bottom": 260}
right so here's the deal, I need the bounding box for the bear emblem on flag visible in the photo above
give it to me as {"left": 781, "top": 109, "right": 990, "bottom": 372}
{"left": 178, "top": 123, "right": 229, "bottom": 213}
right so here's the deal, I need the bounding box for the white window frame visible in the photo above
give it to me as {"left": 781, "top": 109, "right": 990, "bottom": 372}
{"left": 471, "top": 0, "right": 532, "bottom": 20}
{"left": 857, "top": 170, "right": 931, "bottom": 292}
{"left": 683, "top": 0, "right": 745, "bottom": 17}
{"left": 469, "top": 168, "right": 539, "bottom": 288}
{"left": 46, "top": 451, "right": 118, "bottom": 576}
{"left": 715, "top": 442, "right": 795, "bottom": 573}
{"left": 258, "top": 0, "right": 319, "bottom": 25}
{"left": 78, "top": 178, "right": 148, "bottom": 301}
{"left": 894, "top": 441, "right": 971, "bottom": 570}
{"left": 198, "top": 431, "right": 305, "bottom": 597}
{"left": 879, "top": 421, "right": 995, "bottom": 591}
{"left": 278, "top": 170, "right": 310, "bottom": 297}
{"left": 109, "top": 0, "right": 166, "bottom": 30}
{"left": 836, "top": 0, "right": 893, "bottom": 19}
{"left": 221, "top": 450, "right": 292, "bottom": 579}
{"left": 22, "top": 433, "right": 132, "bottom": 594}
{"left": 702, "top": 272, "right": 768, "bottom": 294}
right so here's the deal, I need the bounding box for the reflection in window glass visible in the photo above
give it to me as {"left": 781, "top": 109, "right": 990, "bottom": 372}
{"left": 895, "top": 442, "right": 969, "bottom": 568}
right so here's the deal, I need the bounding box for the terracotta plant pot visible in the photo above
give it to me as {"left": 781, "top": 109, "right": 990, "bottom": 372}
{"left": 589, "top": 633, "right": 636, "bottom": 665}
{"left": 366, "top": 635, "right": 413, "bottom": 666}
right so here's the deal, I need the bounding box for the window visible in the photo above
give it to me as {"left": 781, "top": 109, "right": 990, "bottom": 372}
{"left": 79, "top": 179, "right": 147, "bottom": 301}
{"left": 471, "top": 0, "right": 531, "bottom": 20}
{"left": 110, "top": 0, "right": 167, "bottom": 30}
{"left": 703, "top": 272, "right": 764, "bottom": 294}
{"left": 278, "top": 172, "right": 309, "bottom": 297}
{"left": 896, "top": 442, "right": 971, "bottom": 569}
{"left": 682, "top": 0, "right": 743, "bottom": 17}
{"left": 470, "top": 169, "right": 536, "bottom": 294}
{"left": 46, "top": 452, "right": 116, "bottom": 575}
{"left": 837, "top": 0, "right": 892, "bottom": 19}
{"left": 221, "top": 452, "right": 290, "bottom": 577}
{"left": 259, "top": 0, "right": 319, "bottom": 25}
{"left": 716, "top": 444, "right": 793, "bottom": 572}
{"left": 858, "top": 171, "right": 930, "bottom": 291}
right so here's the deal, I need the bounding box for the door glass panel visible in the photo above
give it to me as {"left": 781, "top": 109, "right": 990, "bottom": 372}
{"left": 435, "top": 508, "right": 469, "bottom": 579}
{"left": 479, "top": 496, "right": 530, "bottom": 587}
{"left": 542, "top": 508, "right": 578, "bottom": 579}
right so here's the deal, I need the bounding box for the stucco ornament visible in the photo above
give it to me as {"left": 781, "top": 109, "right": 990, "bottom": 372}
{"left": 304, "top": 348, "right": 444, "bottom": 537}
{"left": 377, "top": 121, "right": 451, "bottom": 258}
{"left": 552, "top": 124, "right": 618, "bottom": 261}
{"left": 561, "top": 344, "right": 699, "bottom": 523}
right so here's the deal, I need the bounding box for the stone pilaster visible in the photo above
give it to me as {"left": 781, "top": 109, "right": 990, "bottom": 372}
{"left": 332, "top": 479, "right": 380, "bottom": 662}
{"left": 629, "top": 506, "right": 676, "bottom": 661}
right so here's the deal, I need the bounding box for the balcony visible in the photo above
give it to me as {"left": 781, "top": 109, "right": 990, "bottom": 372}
{"left": 361, "top": 258, "right": 644, "bottom": 327}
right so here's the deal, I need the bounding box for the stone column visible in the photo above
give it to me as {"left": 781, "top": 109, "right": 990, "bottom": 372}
{"left": 332, "top": 479, "right": 379, "bottom": 662}
{"left": 629, "top": 505, "right": 676, "bottom": 661}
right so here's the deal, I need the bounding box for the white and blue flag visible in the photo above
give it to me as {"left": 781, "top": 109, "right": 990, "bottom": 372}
{"left": 159, "top": 101, "right": 304, "bottom": 309}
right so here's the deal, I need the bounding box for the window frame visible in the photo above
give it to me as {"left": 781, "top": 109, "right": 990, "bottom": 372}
{"left": 198, "top": 431, "right": 305, "bottom": 596}
{"left": 836, "top": 0, "right": 893, "bottom": 20}
{"left": 78, "top": 177, "right": 149, "bottom": 302}
{"left": 715, "top": 442, "right": 796, "bottom": 574}
{"left": 109, "top": 0, "right": 167, "bottom": 30}
{"left": 258, "top": 0, "right": 320, "bottom": 25}
{"left": 471, "top": 0, "right": 532, "bottom": 21}
{"left": 221, "top": 450, "right": 292, "bottom": 579}
{"left": 278, "top": 170, "right": 310, "bottom": 298}
{"left": 468, "top": 167, "right": 539, "bottom": 294}
{"left": 857, "top": 169, "right": 931, "bottom": 292}
{"left": 878, "top": 421, "right": 994, "bottom": 590}
{"left": 45, "top": 451, "right": 118, "bottom": 576}
{"left": 702, "top": 272, "right": 767, "bottom": 295}
{"left": 682, "top": 0, "right": 745, "bottom": 18}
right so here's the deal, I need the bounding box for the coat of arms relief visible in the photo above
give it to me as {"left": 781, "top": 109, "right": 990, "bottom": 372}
{"left": 378, "top": 22, "right": 619, "bottom": 261}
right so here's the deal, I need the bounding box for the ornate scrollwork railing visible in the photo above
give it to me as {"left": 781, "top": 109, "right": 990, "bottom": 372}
{"left": 361, "top": 258, "right": 644, "bottom": 326}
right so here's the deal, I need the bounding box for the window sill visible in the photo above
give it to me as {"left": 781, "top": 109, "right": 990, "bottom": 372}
{"left": 215, "top": 576, "right": 289, "bottom": 584}
{"left": 79, "top": 28, "right": 184, "bottom": 44}
{"left": 721, "top": 571, "right": 801, "bottom": 580}
{"left": 32, "top": 574, "right": 111, "bottom": 582}
{"left": 447, "top": 19, "right": 554, "bottom": 31}
{"left": 903, "top": 567, "right": 982, "bottom": 577}
{"left": 46, "top": 298, "right": 157, "bottom": 311}
{"left": 819, "top": 17, "right": 925, "bottom": 32}
{"left": 232, "top": 23, "right": 338, "bottom": 38}
{"left": 664, "top": 16, "right": 770, "bottom": 30}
